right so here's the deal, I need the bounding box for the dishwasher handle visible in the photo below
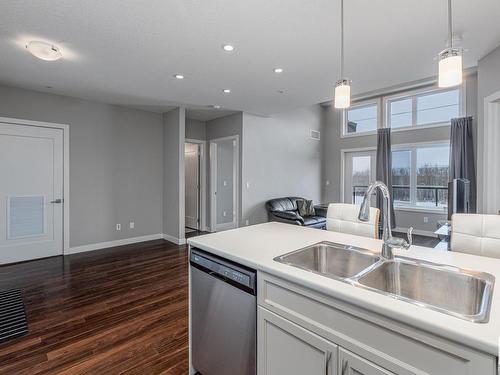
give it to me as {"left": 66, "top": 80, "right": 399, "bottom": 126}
{"left": 190, "top": 248, "right": 257, "bottom": 295}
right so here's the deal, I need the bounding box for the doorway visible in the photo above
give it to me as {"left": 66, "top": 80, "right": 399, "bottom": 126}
{"left": 210, "top": 136, "right": 239, "bottom": 232}
{"left": 185, "top": 140, "right": 206, "bottom": 233}
{"left": 0, "top": 120, "right": 66, "bottom": 264}
{"left": 342, "top": 149, "right": 376, "bottom": 204}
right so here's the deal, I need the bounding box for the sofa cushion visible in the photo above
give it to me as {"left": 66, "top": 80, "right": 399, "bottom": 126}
{"left": 302, "top": 215, "right": 326, "bottom": 226}
{"left": 273, "top": 210, "right": 304, "bottom": 224}
{"left": 297, "top": 199, "right": 315, "bottom": 216}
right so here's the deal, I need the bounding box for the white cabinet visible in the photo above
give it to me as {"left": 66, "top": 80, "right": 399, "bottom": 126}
{"left": 338, "top": 348, "right": 394, "bottom": 375}
{"left": 258, "top": 307, "right": 337, "bottom": 375}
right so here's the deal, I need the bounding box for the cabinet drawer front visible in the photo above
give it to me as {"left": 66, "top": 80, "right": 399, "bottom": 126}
{"left": 258, "top": 272, "right": 496, "bottom": 375}
{"left": 258, "top": 307, "right": 337, "bottom": 375}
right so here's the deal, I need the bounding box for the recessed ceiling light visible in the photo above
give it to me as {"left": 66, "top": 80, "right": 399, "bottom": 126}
{"left": 222, "top": 89, "right": 231, "bottom": 93}
{"left": 26, "top": 41, "right": 62, "bottom": 61}
{"left": 274, "top": 68, "right": 284, "bottom": 73}
{"left": 222, "top": 44, "right": 234, "bottom": 52}
{"left": 174, "top": 74, "right": 184, "bottom": 79}
{"left": 212, "top": 105, "right": 221, "bottom": 109}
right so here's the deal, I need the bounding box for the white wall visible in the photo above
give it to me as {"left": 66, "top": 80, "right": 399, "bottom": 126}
{"left": 242, "top": 106, "right": 323, "bottom": 225}
{"left": 186, "top": 118, "right": 206, "bottom": 141}
{"left": 477, "top": 45, "right": 500, "bottom": 213}
{"left": 0, "top": 84, "right": 164, "bottom": 247}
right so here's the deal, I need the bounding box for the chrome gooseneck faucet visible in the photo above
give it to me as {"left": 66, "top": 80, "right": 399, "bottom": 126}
{"left": 358, "top": 181, "right": 413, "bottom": 259}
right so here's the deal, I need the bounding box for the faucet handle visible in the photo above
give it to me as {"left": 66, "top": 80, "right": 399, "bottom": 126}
{"left": 407, "top": 227, "right": 414, "bottom": 248}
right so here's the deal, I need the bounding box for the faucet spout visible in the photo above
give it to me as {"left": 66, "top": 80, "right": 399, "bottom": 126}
{"left": 358, "top": 181, "right": 410, "bottom": 259}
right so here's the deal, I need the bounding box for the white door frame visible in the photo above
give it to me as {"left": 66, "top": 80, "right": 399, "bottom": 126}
{"left": 185, "top": 139, "right": 207, "bottom": 231}
{"left": 209, "top": 135, "right": 239, "bottom": 232}
{"left": 0, "top": 116, "right": 70, "bottom": 255}
{"left": 340, "top": 146, "right": 376, "bottom": 204}
{"left": 482, "top": 90, "right": 500, "bottom": 214}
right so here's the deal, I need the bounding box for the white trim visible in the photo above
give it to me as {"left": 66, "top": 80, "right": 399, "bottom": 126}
{"left": 163, "top": 233, "right": 187, "bottom": 245}
{"left": 482, "top": 90, "right": 500, "bottom": 214}
{"left": 68, "top": 233, "right": 164, "bottom": 254}
{"left": 0, "top": 116, "right": 70, "bottom": 256}
{"left": 393, "top": 227, "right": 437, "bottom": 238}
{"left": 394, "top": 206, "right": 447, "bottom": 214}
{"left": 382, "top": 83, "right": 466, "bottom": 132}
{"left": 209, "top": 135, "right": 240, "bottom": 232}
{"left": 340, "top": 147, "right": 376, "bottom": 203}
{"left": 185, "top": 138, "right": 207, "bottom": 232}
{"left": 340, "top": 98, "right": 381, "bottom": 138}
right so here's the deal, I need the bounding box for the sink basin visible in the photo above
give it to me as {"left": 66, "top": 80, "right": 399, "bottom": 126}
{"left": 357, "top": 257, "right": 495, "bottom": 323}
{"left": 274, "top": 241, "right": 381, "bottom": 280}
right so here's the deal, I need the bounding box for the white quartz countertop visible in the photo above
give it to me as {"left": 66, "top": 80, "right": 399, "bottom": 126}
{"left": 188, "top": 222, "right": 500, "bottom": 356}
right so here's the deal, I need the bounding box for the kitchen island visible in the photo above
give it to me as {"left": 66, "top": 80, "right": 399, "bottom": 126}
{"left": 188, "top": 222, "right": 500, "bottom": 375}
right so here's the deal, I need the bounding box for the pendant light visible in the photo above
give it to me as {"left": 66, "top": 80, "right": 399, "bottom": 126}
{"left": 438, "top": 0, "right": 463, "bottom": 87}
{"left": 334, "top": 0, "right": 351, "bottom": 109}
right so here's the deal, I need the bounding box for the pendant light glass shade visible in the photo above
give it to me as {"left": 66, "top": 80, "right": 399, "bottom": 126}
{"left": 334, "top": 79, "right": 351, "bottom": 109}
{"left": 438, "top": 48, "right": 463, "bottom": 87}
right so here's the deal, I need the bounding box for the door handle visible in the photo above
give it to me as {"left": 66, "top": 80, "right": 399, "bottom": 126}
{"left": 50, "top": 199, "right": 63, "bottom": 204}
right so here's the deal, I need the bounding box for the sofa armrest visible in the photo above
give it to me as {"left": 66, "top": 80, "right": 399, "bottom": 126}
{"left": 272, "top": 210, "right": 304, "bottom": 224}
{"left": 314, "top": 204, "right": 328, "bottom": 218}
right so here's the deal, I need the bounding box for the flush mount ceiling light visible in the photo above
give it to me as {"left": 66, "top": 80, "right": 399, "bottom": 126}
{"left": 174, "top": 74, "right": 184, "bottom": 79}
{"left": 26, "top": 41, "right": 62, "bottom": 61}
{"left": 334, "top": 0, "right": 351, "bottom": 109}
{"left": 273, "top": 68, "right": 284, "bottom": 73}
{"left": 438, "top": 0, "right": 463, "bottom": 88}
{"left": 222, "top": 44, "right": 234, "bottom": 52}
{"left": 222, "top": 89, "right": 231, "bottom": 93}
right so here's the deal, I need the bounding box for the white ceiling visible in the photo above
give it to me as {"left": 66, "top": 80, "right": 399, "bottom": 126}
{"left": 1, "top": 0, "right": 499, "bottom": 120}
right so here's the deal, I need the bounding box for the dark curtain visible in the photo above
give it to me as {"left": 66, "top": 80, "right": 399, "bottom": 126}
{"left": 376, "top": 128, "right": 396, "bottom": 228}
{"left": 450, "top": 116, "right": 477, "bottom": 212}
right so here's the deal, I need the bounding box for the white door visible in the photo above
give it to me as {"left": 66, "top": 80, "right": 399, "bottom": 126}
{"left": 185, "top": 143, "right": 200, "bottom": 230}
{"left": 344, "top": 151, "right": 376, "bottom": 204}
{"left": 210, "top": 136, "right": 238, "bottom": 232}
{"left": 258, "top": 307, "right": 337, "bottom": 375}
{"left": 0, "top": 123, "right": 64, "bottom": 264}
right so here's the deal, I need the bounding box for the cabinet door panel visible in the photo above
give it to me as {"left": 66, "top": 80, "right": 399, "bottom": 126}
{"left": 258, "top": 307, "right": 337, "bottom": 375}
{"left": 339, "top": 348, "right": 394, "bottom": 375}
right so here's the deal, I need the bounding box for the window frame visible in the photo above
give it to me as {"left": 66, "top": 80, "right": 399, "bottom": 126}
{"left": 341, "top": 98, "right": 381, "bottom": 138}
{"left": 383, "top": 84, "right": 466, "bottom": 132}
{"left": 392, "top": 141, "right": 450, "bottom": 213}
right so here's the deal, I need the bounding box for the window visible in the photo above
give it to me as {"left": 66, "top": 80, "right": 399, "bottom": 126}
{"left": 386, "top": 87, "right": 462, "bottom": 130}
{"left": 343, "top": 150, "right": 376, "bottom": 204}
{"left": 342, "top": 100, "right": 379, "bottom": 136}
{"left": 392, "top": 144, "right": 449, "bottom": 210}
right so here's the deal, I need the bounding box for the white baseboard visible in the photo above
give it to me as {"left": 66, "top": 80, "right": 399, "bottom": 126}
{"left": 394, "top": 227, "right": 437, "bottom": 238}
{"left": 163, "top": 234, "right": 186, "bottom": 245}
{"left": 67, "top": 233, "right": 164, "bottom": 255}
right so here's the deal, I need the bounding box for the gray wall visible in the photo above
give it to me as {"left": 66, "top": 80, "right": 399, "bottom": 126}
{"left": 163, "top": 108, "right": 185, "bottom": 240}
{"left": 206, "top": 113, "right": 243, "bottom": 227}
{"left": 477, "top": 45, "right": 500, "bottom": 212}
{"left": 242, "top": 106, "right": 323, "bottom": 225}
{"left": 321, "top": 74, "right": 478, "bottom": 233}
{"left": 0, "top": 84, "right": 164, "bottom": 247}
{"left": 186, "top": 118, "right": 206, "bottom": 141}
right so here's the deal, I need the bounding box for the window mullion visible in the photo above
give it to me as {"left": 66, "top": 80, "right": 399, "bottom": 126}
{"left": 412, "top": 96, "right": 417, "bottom": 127}
{"left": 411, "top": 148, "right": 417, "bottom": 206}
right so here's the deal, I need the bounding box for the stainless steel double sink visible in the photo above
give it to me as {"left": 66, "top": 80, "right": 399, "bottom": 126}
{"left": 274, "top": 242, "right": 495, "bottom": 323}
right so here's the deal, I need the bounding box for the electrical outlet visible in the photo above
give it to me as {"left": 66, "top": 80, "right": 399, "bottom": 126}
{"left": 129, "top": 222, "right": 135, "bottom": 229}
{"left": 326, "top": 180, "right": 330, "bottom": 186}
{"left": 245, "top": 219, "right": 249, "bottom": 226}
{"left": 423, "top": 217, "right": 429, "bottom": 223}
{"left": 223, "top": 211, "right": 227, "bottom": 217}
{"left": 116, "top": 223, "right": 121, "bottom": 231}
{"left": 246, "top": 182, "right": 250, "bottom": 189}
{"left": 223, "top": 180, "right": 227, "bottom": 187}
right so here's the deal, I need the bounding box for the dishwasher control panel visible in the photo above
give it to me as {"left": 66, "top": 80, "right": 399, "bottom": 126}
{"left": 190, "top": 250, "right": 256, "bottom": 293}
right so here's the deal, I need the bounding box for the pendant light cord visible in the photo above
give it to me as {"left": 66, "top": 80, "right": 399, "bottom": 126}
{"left": 448, "top": 0, "right": 453, "bottom": 48}
{"left": 340, "top": 0, "right": 344, "bottom": 78}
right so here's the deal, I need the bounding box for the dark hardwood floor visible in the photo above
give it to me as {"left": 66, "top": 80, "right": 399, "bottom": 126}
{"left": 0, "top": 240, "right": 189, "bottom": 375}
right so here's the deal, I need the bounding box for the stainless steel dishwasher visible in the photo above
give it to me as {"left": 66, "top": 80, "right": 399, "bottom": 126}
{"left": 190, "top": 248, "right": 256, "bottom": 375}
